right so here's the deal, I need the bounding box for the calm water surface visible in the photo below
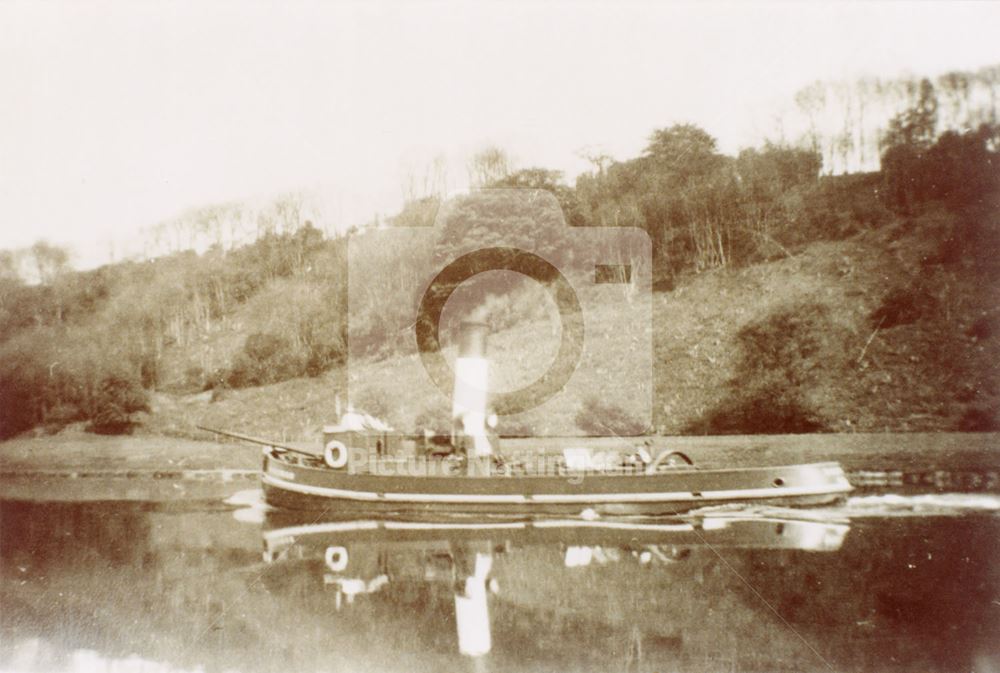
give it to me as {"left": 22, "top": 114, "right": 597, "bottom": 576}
{"left": 1, "top": 493, "right": 998, "bottom": 673}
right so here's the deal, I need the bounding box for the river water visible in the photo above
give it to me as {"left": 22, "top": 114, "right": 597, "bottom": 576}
{"left": 1, "top": 491, "right": 998, "bottom": 673}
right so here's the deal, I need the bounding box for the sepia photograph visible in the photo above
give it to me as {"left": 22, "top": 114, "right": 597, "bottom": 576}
{"left": 1, "top": 1, "right": 999, "bottom": 671}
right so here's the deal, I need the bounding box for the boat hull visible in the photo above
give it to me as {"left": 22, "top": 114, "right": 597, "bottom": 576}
{"left": 261, "top": 448, "right": 853, "bottom": 516}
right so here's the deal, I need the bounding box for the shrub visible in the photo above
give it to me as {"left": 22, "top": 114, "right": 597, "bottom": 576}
{"left": 351, "top": 385, "right": 402, "bottom": 428}
{"left": 966, "top": 317, "right": 995, "bottom": 341}
{"left": 412, "top": 404, "right": 452, "bottom": 434}
{"left": 574, "top": 395, "right": 648, "bottom": 436}
{"left": 297, "top": 300, "right": 347, "bottom": 376}
{"left": 204, "top": 367, "right": 228, "bottom": 392}
{"left": 184, "top": 365, "right": 205, "bottom": 391}
{"left": 42, "top": 402, "right": 84, "bottom": 434}
{"left": 244, "top": 333, "right": 286, "bottom": 361}
{"left": 237, "top": 278, "right": 347, "bottom": 379}
{"left": 686, "top": 302, "right": 845, "bottom": 435}
{"left": 734, "top": 304, "right": 830, "bottom": 385}
{"left": 223, "top": 305, "right": 345, "bottom": 386}
{"left": 0, "top": 326, "right": 160, "bottom": 438}
{"left": 786, "top": 173, "right": 891, "bottom": 246}
{"left": 870, "top": 286, "right": 936, "bottom": 329}
{"left": 957, "top": 408, "right": 999, "bottom": 432}
{"left": 688, "top": 384, "right": 827, "bottom": 435}
{"left": 88, "top": 374, "right": 150, "bottom": 435}
{"left": 225, "top": 332, "right": 306, "bottom": 388}
{"left": 497, "top": 416, "right": 534, "bottom": 437}
{"left": 135, "top": 351, "right": 160, "bottom": 389}
{"left": 881, "top": 122, "right": 1000, "bottom": 214}
{"left": 305, "top": 341, "right": 344, "bottom": 378}
{"left": 0, "top": 355, "right": 44, "bottom": 438}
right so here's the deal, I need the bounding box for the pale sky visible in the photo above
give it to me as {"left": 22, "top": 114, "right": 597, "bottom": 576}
{"left": 1, "top": 0, "right": 999, "bottom": 268}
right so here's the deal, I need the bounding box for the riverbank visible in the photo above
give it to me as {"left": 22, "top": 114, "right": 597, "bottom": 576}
{"left": 1, "top": 430, "right": 998, "bottom": 502}
{"left": 0, "top": 430, "right": 261, "bottom": 473}
{"left": 3, "top": 429, "right": 999, "bottom": 472}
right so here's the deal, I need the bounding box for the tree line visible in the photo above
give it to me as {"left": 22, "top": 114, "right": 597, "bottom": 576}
{"left": 0, "top": 224, "right": 347, "bottom": 437}
{"left": 787, "top": 64, "right": 999, "bottom": 174}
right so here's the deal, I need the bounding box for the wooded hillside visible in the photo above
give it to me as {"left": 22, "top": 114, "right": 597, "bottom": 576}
{"left": 2, "top": 71, "right": 998, "bottom": 440}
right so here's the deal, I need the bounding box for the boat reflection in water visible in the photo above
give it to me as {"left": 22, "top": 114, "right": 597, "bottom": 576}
{"left": 262, "top": 512, "right": 850, "bottom": 661}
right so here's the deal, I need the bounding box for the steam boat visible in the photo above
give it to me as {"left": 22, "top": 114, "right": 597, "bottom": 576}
{"left": 204, "top": 321, "right": 853, "bottom": 515}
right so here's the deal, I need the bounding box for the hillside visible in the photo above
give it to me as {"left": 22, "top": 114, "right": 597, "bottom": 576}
{"left": 135, "top": 203, "right": 998, "bottom": 442}
{"left": 2, "top": 117, "right": 998, "bottom": 443}
{"left": 4, "top": 203, "right": 998, "bottom": 443}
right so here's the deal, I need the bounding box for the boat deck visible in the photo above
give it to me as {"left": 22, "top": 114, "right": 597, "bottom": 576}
{"left": 273, "top": 446, "right": 659, "bottom": 479}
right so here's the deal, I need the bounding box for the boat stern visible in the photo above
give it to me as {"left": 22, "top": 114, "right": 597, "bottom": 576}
{"left": 761, "top": 461, "right": 853, "bottom": 507}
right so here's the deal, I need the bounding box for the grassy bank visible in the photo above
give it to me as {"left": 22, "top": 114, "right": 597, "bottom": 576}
{"left": 0, "top": 430, "right": 261, "bottom": 473}
{"left": 3, "top": 426, "right": 996, "bottom": 502}
{"left": 3, "top": 428, "right": 997, "bottom": 475}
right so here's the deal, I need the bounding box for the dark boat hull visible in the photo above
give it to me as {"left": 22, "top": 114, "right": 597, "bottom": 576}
{"left": 262, "top": 481, "right": 846, "bottom": 516}
{"left": 261, "top": 448, "right": 853, "bottom": 516}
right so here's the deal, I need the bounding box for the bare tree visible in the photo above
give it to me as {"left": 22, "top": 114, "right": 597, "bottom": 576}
{"left": 467, "top": 145, "right": 512, "bottom": 188}
{"left": 29, "top": 240, "right": 70, "bottom": 284}
{"left": 980, "top": 64, "right": 1000, "bottom": 124}
{"left": 854, "top": 76, "right": 878, "bottom": 169}
{"left": 578, "top": 146, "right": 613, "bottom": 176}
{"left": 938, "top": 71, "right": 972, "bottom": 131}
{"left": 272, "top": 192, "right": 304, "bottom": 235}
{"left": 0, "top": 249, "right": 22, "bottom": 283}
{"left": 401, "top": 153, "right": 450, "bottom": 201}
{"left": 428, "top": 153, "right": 448, "bottom": 197}
{"left": 794, "top": 81, "right": 826, "bottom": 157}
{"left": 832, "top": 79, "right": 855, "bottom": 173}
